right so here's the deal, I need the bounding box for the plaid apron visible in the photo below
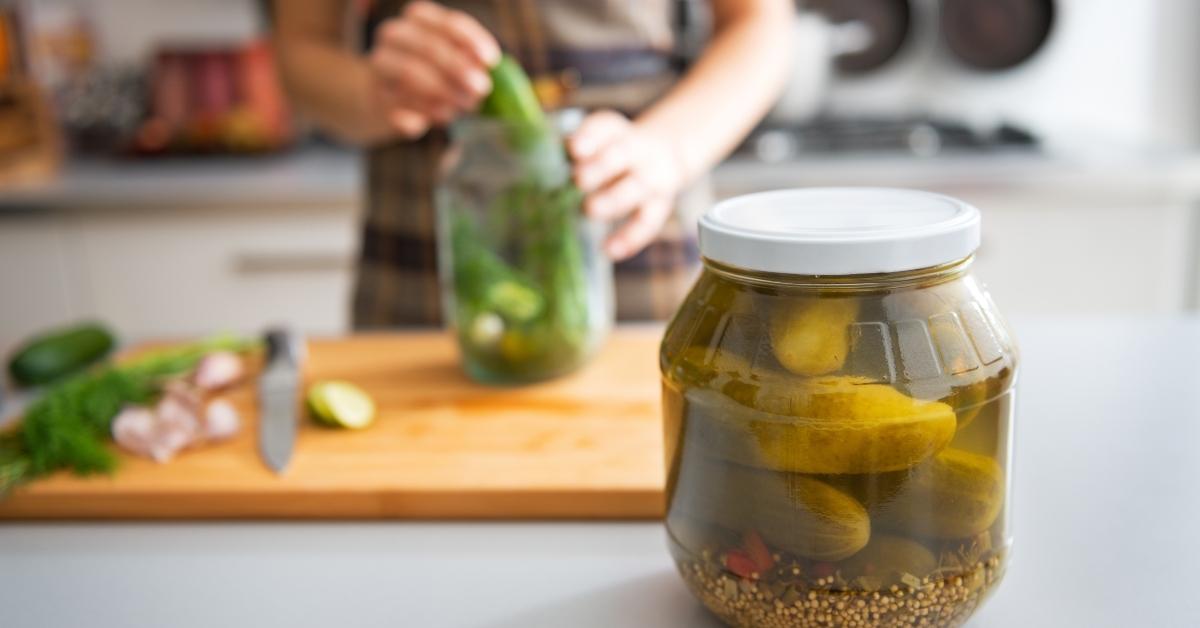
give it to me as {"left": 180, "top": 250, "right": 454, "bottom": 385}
{"left": 353, "top": 0, "right": 707, "bottom": 328}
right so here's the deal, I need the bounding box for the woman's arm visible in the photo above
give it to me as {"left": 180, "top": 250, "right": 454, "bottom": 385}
{"left": 272, "top": 0, "right": 499, "bottom": 145}
{"left": 569, "top": 0, "right": 793, "bottom": 259}
{"left": 272, "top": 0, "right": 389, "bottom": 143}
{"left": 639, "top": 0, "right": 794, "bottom": 182}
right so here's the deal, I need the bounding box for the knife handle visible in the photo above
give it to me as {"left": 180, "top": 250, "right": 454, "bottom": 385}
{"left": 264, "top": 327, "right": 305, "bottom": 366}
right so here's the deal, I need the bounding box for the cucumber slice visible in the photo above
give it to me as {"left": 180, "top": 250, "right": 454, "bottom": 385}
{"left": 306, "top": 381, "right": 376, "bottom": 430}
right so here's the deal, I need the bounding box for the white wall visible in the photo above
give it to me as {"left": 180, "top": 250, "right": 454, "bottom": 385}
{"left": 821, "top": 0, "right": 1200, "bottom": 150}
{"left": 31, "top": 0, "right": 261, "bottom": 66}
{"left": 932, "top": 0, "right": 1200, "bottom": 150}
{"left": 1148, "top": 0, "right": 1200, "bottom": 147}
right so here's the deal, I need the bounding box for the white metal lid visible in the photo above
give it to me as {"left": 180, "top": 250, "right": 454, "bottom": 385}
{"left": 698, "top": 188, "right": 981, "bottom": 275}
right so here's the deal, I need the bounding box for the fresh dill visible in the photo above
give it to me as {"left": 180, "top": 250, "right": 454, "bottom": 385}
{"left": 0, "top": 336, "right": 254, "bottom": 496}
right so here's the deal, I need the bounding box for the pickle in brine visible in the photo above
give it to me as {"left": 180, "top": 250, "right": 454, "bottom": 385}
{"left": 769, "top": 297, "right": 860, "bottom": 376}
{"left": 665, "top": 345, "right": 755, "bottom": 391}
{"left": 660, "top": 272, "right": 755, "bottom": 374}
{"left": 875, "top": 448, "right": 1005, "bottom": 539}
{"left": 687, "top": 377, "right": 956, "bottom": 474}
{"left": 838, "top": 534, "right": 938, "bottom": 588}
{"left": 671, "top": 456, "right": 870, "bottom": 561}
{"left": 929, "top": 314, "right": 990, "bottom": 430}
{"left": 944, "top": 377, "right": 989, "bottom": 430}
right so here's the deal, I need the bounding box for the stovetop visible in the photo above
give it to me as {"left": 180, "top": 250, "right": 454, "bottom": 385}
{"left": 740, "top": 116, "right": 1040, "bottom": 162}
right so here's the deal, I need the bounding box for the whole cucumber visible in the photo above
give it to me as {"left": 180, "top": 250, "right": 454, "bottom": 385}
{"left": 479, "top": 54, "right": 557, "bottom": 157}
{"left": 479, "top": 54, "right": 547, "bottom": 129}
{"left": 8, "top": 322, "right": 116, "bottom": 386}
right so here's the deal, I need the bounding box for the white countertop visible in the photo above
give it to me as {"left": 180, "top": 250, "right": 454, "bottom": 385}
{"left": 713, "top": 149, "right": 1200, "bottom": 204}
{"left": 2, "top": 317, "right": 1200, "bottom": 628}
{"left": 0, "top": 148, "right": 362, "bottom": 210}
{"left": 2, "top": 144, "right": 1198, "bottom": 211}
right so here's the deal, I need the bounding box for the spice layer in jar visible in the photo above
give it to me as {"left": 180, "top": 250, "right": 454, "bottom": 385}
{"left": 659, "top": 189, "right": 1017, "bottom": 628}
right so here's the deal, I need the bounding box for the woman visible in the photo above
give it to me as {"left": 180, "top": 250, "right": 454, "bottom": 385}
{"left": 272, "top": 0, "right": 791, "bottom": 326}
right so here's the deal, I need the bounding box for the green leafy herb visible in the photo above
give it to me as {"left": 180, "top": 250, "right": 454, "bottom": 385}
{"left": 0, "top": 335, "right": 255, "bottom": 496}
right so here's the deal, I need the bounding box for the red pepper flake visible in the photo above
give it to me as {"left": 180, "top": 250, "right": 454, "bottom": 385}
{"left": 743, "top": 530, "right": 775, "bottom": 572}
{"left": 810, "top": 561, "right": 836, "bottom": 579}
{"left": 724, "top": 550, "right": 758, "bottom": 579}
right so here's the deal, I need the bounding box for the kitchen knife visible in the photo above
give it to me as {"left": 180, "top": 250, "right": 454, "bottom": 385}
{"left": 258, "top": 327, "right": 304, "bottom": 474}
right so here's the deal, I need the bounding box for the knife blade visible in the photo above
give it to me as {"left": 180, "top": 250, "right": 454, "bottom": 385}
{"left": 258, "top": 327, "right": 304, "bottom": 474}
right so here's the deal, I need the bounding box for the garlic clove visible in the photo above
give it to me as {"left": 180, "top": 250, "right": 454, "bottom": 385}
{"left": 161, "top": 379, "right": 204, "bottom": 411}
{"left": 204, "top": 398, "right": 241, "bottom": 441}
{"left": 113, "top": 404, "right": 194, "bottom": 463}
{"left": 112, "top": 405, "right": 158, "bottom": 455}
{"left": 192, "top": 351, "right": 245, "bottom": 391}
{"left": 112, "top": 379, "right": 243, "bottom": 463}
{"left": 155, "top": 394, "right": 202, "bottom": 436}
{"left": 150, "top": 420, "right": 195, "bottom": 463}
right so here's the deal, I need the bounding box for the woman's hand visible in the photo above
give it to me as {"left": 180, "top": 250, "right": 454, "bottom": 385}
{"left": 368, "top": 1, "right": 501, "bottom": 138}
{"left": 568, "top": 110, "right": 686, "bottom": 261}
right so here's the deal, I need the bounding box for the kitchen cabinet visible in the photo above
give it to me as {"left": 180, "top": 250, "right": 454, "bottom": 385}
{"left": 0, "top": 151, "right": 362, "bottom": 356}
{"left": 71, "top": 203, "right": 357, "bottom": 342}
{"left": 0, "top": 202, "right": 358, "bottom": 356}
{"left": 0, "top": 214, "right": 87, "bottom": 351}
{"left": 963, "top": 194, "right": 1194, "bottom": 315}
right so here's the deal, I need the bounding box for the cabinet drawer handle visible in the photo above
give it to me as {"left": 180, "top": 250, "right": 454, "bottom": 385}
{"left": 232, "top": 252, "right": 351, "bottom": 274}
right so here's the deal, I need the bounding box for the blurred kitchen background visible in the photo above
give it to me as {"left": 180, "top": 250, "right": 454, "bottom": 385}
{"left": 2, "top": 0, "right": 1200, "bottom": 356}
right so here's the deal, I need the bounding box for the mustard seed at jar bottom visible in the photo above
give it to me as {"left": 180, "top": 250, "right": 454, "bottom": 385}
{"left": 660, "top": 189, "right": 1017, "bottom": 628}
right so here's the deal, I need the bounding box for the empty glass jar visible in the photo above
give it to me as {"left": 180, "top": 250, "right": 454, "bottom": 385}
{"left": 661, "top": 189, "right": 1017, "bottom": 627}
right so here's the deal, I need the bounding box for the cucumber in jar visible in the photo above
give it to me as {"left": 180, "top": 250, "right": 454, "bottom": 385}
{"left": 768, "top": 297, "right": 860, "bottom": 376}
{"left": 870, "top": 448, "right": 1006, "bottom": 540}
{"left": 448, "top": 55, "right": 595, "bottom": 382}
{"left": 670, "top": 453, "right": 870, "bottom": 561}
{"left": 672, "top": 348, "right": 957, "bottom": 475}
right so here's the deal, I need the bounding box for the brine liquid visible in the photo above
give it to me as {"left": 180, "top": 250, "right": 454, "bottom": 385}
{"left": 664, "top": 385, "right": 1012, "bottom": 628}
{"left": 659, "top": 265, "right": 1017, "bottom": 628}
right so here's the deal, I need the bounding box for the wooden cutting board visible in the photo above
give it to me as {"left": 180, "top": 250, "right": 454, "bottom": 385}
{"left": 0, "top": 328, "right": 667, "bottom": 520}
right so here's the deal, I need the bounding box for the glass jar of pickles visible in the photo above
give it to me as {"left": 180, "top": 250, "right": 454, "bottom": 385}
{"left": 436, "top": 111, "right": 614, "bottom": 384}
{"left": 660, "top": 189, "right": 1017, "bottom": 628}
